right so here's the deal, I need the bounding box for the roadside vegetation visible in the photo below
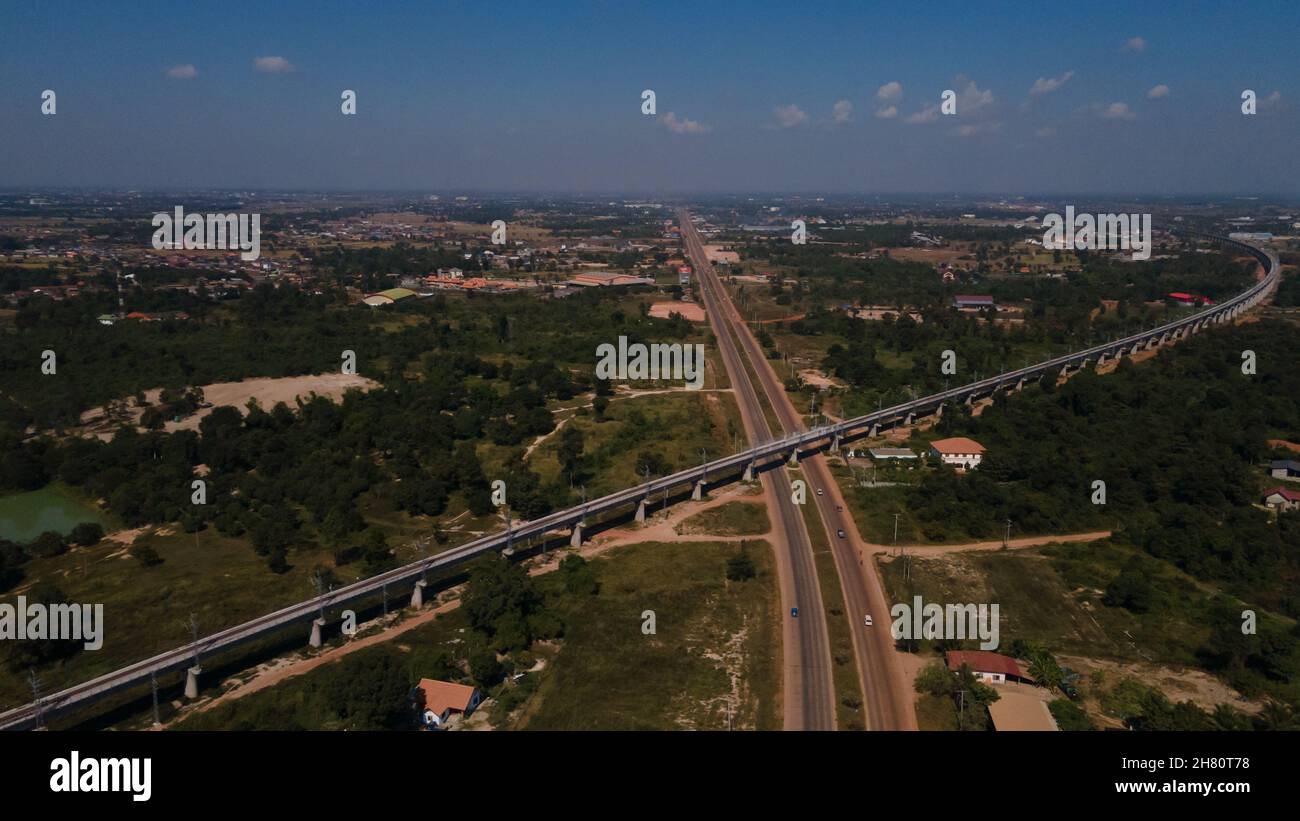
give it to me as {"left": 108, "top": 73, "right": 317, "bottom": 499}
{"left": 175, "top": 539, "right": 781, "bottom": 731}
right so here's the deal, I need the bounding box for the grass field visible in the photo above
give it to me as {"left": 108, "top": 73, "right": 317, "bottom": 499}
{"left": 521, "top": 540, "right": 781, "bottom": 730}
{"left": 873, "top": 537, "right": 1264, "bottom": 672}
{"left": 0, "top": 501, "right": 485, "bottom": 712}
{"left": 524, "top": 389, "right": 741, "bottom": 497}
{"left": 676, "top": 501, "right": 769, "bottom": 536}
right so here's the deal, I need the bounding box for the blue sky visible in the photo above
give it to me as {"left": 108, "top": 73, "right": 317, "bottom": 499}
{"left": 1, "top": 0, "right": 1297, "bottom": 195}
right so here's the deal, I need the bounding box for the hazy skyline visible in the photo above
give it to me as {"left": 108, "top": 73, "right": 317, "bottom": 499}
{"left": 2, "top": 0, "right": 1297, "bottom": 195}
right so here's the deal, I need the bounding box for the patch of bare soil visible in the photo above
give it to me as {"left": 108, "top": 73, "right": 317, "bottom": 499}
{"left": 649, "top": 301, "right": 706, "bottom": 321}
{"left": 79, "top": 373, "right": 378, "bottom": 440}
{"left": 1060, "top": 654, "right": 1265, "bottom": 717}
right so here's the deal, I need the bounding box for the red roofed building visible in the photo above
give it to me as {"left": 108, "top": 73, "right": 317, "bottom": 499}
{"left": 929, "top": 437, "right": 986, "bottom": 470}
{"left": 946, "top": 650, "right": 1033, "bottom": 685}
{"left": 1168, "top": 292, "right": 1214, "bottom": 306}
{"left": 1262, "top": 486, "right": 1300, "bottom": 512}
{"left": 413, "top": 679, "right": 482, "bottom": 729}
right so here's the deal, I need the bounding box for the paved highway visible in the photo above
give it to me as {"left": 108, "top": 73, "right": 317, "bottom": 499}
{"left": 686, "top": 211, "right": 915, "bottom": 730}
{"left": 681, "top": 210, "right": 836, "bottom": 730}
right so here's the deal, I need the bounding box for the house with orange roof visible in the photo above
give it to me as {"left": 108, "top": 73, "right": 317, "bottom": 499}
{"left": 412, "top": 678, "right": 482, "bottom": 729}
{"left": 929, "top": 437, "right": 986, "bottom": 470}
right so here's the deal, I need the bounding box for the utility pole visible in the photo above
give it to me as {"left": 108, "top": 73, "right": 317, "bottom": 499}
{"left": 1004, "top": 518, "right": 1011, "bottom": 549}
{"left": 151, "top": 670, "right": 160, "bottom": 727}
{"left": 28, "top": 669, "right": 43, "bottom": 729}
{"left": 893, "top": 513, "right": 901, "bottom": 556}
{"left": 312, "top": 571, "right": 327, "bottom": 621}
{"left": 186, "top": 613, "right": 201, "bottom": 669}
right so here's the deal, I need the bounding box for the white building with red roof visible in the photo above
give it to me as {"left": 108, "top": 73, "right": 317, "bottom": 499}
{"left": 929, "top": 437, "right": 986, "bottom": 470}
{"left": 945, "top": 650, "right": 1034, "bottom": 685}
{"left": 1262, "top": 486, "right": 1300, "bottom": 512}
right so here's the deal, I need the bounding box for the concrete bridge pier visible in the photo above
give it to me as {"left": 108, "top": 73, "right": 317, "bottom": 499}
{"left": 743, "top": 460, "right": 755, "bottom": 482}
{"left": 869, "top": 423, "right": 879, "bottom": 437}
{"left": 964, "top": 393, "right": 975, "bottom": 406}
{"left": 410, "top": 579, "right": 427, "bottom": 609}
{"left": 1015, "top": 378, "right": 1026, "bottom": 391}
{"left": 635, "top": 497, "right": 647, "bottom": 523}
{"left": 184, "top": 665, "right": 202, "bottom": 700}
{"left": 691, "top": 479, "right": 705, "bottom": 501}
{"left": 309, "top": 617, "right": 326, "bottom": 648}
{"left": 787, "top": 449, "right": 799, "bottom": 466}
{"left": 829, "top": 434, "right": 841, "bottom": 454}
{"left": 904, "top": 412, "right": 915, "bottom": 425}
{"left": 571, "top": 521, "right": 584, "bottom": 548}
{"left": 934, "top": 402, "right": 945, "bottom": 417}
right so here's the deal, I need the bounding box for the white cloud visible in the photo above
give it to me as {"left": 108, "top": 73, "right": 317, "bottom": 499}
{"left": 1261, "top": 90, "right": 1282, "bottom": 110}
{"left": 875, "top": 105, "right": 898, "bottom": 119}
{"left": 1147, "top": 84, "right": 1170, "bottom": 99}
{"left": 957, "top": 121, "right": 1001, "bottom": 137}
{"left": 253, "top": 56, "right": 295, "bottom": 74}
{"left": 1029, "top": 70, "right": 1074, "bottom": 97}
{"left": 831, "top": 99, "right": 853, "bottom": 124}
{"left": 773, "top": 104, "right": 808, "bottom": 128}
{"left": 876, "top": 81, "right": 903, "bottom": 101}
{"left": 658, "top": 112, "right": 712, "bottom": 134}
{"left": 1035, "top": 126, "right": 1057, "bottom": 138}
{"left": 957, "top": 79, "right": 994, "bottom": 112}
{"left": 1097, "top": 101, "right": 1136, "bottom": 120}
{"left": 905, "top": 78, "right": 991, "bottom": 123}
{"left": 1122, "top": 36, "right": 1146, "bottom": 53}
{"left": 166, "top": 64, "right": 197, "bottom": 80}
{"left": 905, "top": 104, "right": 940, "bottom": 124}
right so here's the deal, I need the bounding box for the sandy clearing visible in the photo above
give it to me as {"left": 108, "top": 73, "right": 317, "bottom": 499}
{"left": 80, "top": 373, "right": 378, "bottom": 439}
{"left": 1059, "top": 654, "right": 1264, "bottom": 717}
{"left": 649, "top": 301, "right": 706, "bottom": 321}
{"left": 798, "top": 369, "right": 842, "bottom": 390}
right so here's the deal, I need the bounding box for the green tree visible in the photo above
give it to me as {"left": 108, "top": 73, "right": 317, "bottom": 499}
{"left": 68, "top": 522, "right": 104, "bottom": 547}
{"left": 557, "top": 425, "right": 585, "bottom": 479}
{"left": 559, "top": 554, "right": 599, "bottom": 596}
{"left": 726, "top": 546, "right": 757, "bottom": 581}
